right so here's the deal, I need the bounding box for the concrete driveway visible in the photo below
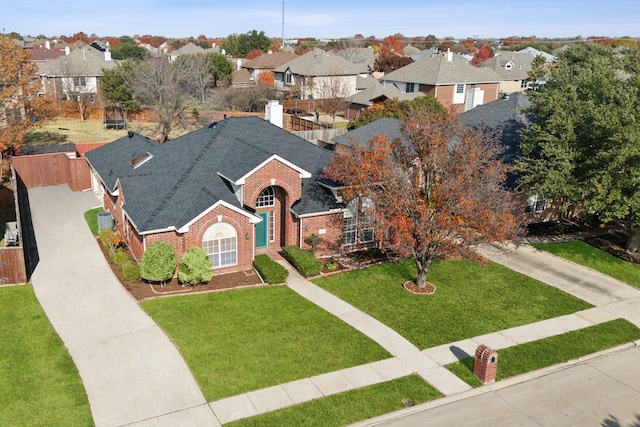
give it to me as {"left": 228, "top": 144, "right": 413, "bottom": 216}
{"left": 28, "top": 186, "right": 218, "bottom": 426}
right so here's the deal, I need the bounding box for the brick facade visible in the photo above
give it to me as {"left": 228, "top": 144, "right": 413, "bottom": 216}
{"left": 244, "top": 158, "right": 304, "bottom": 248}
{"left": 98, "top": 155, "right": 350, "bottom": 276}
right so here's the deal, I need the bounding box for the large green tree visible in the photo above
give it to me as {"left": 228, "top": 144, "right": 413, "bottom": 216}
{"left": 221, "top": 30, "right": 271, "bottom": 57}
{"left": 348, "top": 96, "right": 447, "bottom": 130}
{"left": 518, "top": 42, "right": 640, "bottom": 250}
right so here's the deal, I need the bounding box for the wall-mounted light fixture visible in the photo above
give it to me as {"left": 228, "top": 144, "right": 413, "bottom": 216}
{"left": 246, "top": 233, "right": 250, "bottom": 240}
{"left": 304, "top": 224, "right": 309, "bottom": 232}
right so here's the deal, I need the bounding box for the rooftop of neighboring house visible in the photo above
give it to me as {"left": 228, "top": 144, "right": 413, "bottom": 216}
{"left": 459, "top": 92, "right": 532, "bottom": 189}
{"left": 85, "top": 117, "right": 341, "bottom": 233}
{"left": 518, "top": 46, "right": 558, "bottom": 62}
{"left": 274, "top": 48, "right": 369, "bottom": 77}
{"left": 331, "top": 117, "right": 407, "bottom": 147}
{"left": 333, "top": 92, "right": 532, "bottom": 189}
{"left": 241, "top": 51, "right": 299, "bottom": 70}
{"left": 37, "top": 44, "right": 117, "bottom": 77}
{"left": 348, "top": 77, "right": 421, "bottom": 106}
{"left": 381, "top": 50, "right": 502, "bottom": 85}
{"left": 477, "top": 51, "right": 535, "bottom": 80}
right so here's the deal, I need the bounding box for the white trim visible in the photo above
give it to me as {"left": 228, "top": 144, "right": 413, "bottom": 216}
{"left": 177, "top": 200, "right": 262, "bottom": 233}
{"left": 293, "top": 207, "right": 347, "bottom": 218}
{"left": 231, "top": 155, "right": 311, "bottom": 185}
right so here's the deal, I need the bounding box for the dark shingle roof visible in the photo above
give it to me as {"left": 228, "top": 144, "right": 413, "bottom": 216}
{"left": 459, "top": 92, "right": 532, "bottom": 189}
{"left": 331, "top": 117, "right": 406, "bottom": 147}
{"left": 86, "top": 117, "right": 339, "bottom": 232}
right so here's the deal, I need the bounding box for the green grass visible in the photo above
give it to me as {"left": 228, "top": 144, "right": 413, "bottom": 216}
{"left": 0, "top": 285, "right": 92, "bottom": 425}
{"left": 447, "top": 319, "right": 640, "bottom": 386}
{"left": 531, "top": 240, "right": 640, "bottom": 288}
{"left": 141, "top": 286, "right": 390, "bottom": 401}
{"left": 227, "top": 375, "right": 441, "bottom": 427}
{"left": 84, "top": 207, "right": 105, "bottom": 236}
{"left": 314, "top": 259, "right": 592, "bottom": 350}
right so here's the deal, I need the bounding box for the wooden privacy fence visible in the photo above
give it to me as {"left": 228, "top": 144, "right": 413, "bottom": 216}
{"left": 12, "top": 152, "right": 92, "bottom": 191}
{"left": 0, "top": 247, "right": 26, "bottom": 285}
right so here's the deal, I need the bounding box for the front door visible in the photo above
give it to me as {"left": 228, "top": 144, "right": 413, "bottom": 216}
{"left": 256, "top": 212, "right": 268, "bottom": 248}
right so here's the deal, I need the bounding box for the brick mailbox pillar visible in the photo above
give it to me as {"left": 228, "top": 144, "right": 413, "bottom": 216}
{"left": 473, "top": 345, "right": 498, "bottom": 384}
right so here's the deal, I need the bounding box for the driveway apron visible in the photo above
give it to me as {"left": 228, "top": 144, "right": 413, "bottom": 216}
{"left": 28, "top": 186, "right": 217, "bottom": 427}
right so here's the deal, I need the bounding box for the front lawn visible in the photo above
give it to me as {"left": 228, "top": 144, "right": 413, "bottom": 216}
{"left": 531, "top": 240, "right": 640, "bottom": 288}
{"left": 447, "top": 318, "right": 640, "bottom": 387}
{"left": 314, "top": 259, "right": 591, "bottom": 350}
{"left": 227, "top": 375, "right": 441, "bottom": 427}
{"left": 141, "top": 286, "right": 390, "bottom": 401}
{"left": 0, "top": 285, "right": 92, "bottom": 425}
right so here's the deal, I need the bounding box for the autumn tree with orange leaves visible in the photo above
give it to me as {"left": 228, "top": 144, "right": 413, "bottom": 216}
{"left": 324, "top": 110, "right": 520, "bottom": 289}
{"left": 471, "top": 45, "right": 495, "bottom": 65}
{"left": 0, "top": 36, "right": 56, "bottom": 173}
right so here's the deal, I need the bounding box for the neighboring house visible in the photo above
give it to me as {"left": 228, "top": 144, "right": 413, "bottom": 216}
{"left": 458, "top": 92, "right": 566, "bottom": 223}
{"left": 273, "top": 48, "right": 369, "bottom": 100}
{"left": 37, "top": 44, "right": 117, "bottom": 102}
{"left": 167, "top": 42, "right": 218, "bottom": 62}
{"left": 84, "top": 117, "right": 375, "bottom": 276}
{"left": 345, "top": 76, "right": 422, "bottom": 120}
{"left": 518, "top": 46, "right": 558, "bottom": 63}
{"left": 380, "top": 49, "right": 502, "bottom": 113}
{"left": 29, "top": 40, "right": 70, "bottom": 64}
{"left": 333, "top": 93, "right": 560, "bottom": 225}
{"left": 476, "top": 52, "right": 535, "bottom": 94}
{"left": 241, "top": 51, "right": 298, "bottom": 84}
{"left": 331, "top": 116, "right": 406, "bottom": 152}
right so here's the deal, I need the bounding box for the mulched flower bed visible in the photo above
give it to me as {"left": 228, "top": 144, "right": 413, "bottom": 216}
{"left": 96, "top": 239, "right": 263, "bottom": 302}
{"left": 403, "top": 280, "right": 436, "bottom": 295}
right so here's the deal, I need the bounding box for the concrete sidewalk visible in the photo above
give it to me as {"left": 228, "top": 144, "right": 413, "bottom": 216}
{"left": 207, "top": 248, "right": 640, "bottom": 424}
{"left": 477, "top": 242, "right": 640, "bottom": 326}
{"left": 28, "top": 186, "right": 217, "bottom": 427}
{"left": 24, "top": 185, "right": 640, "bottom": 426}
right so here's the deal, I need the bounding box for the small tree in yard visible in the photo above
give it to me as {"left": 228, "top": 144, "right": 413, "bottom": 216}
{"left": 323, "top": 110, "right": 521, "bottom": 289}
{"left": 139, "top": 242, "right": 177, "bottom": 286}
{"left": 178, "top": 247, "right": 213, "bottom": 286}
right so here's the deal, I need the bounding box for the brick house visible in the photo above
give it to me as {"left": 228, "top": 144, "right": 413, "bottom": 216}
{"left": 85, "top": 116, "right": 374, "bottom": 275}
{"left": 380, "top": 50, "right": 502, "bottom": 113}
{"left": 332, "top": 93, "right": 568, "bottom": 225}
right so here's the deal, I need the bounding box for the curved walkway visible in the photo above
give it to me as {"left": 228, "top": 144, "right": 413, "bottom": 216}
{"left": 28, "top": 186, "right": 217, "bottom": 427}
{"left": 24, "top": 185, "right": 640, "bottom": 426}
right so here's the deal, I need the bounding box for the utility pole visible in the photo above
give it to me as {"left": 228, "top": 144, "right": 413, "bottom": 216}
{"left": 281, "top": 1, "right": 285, "bottom": 48}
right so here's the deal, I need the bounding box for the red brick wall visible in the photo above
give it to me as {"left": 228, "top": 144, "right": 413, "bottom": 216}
{"left": 244, "top": 158, "right": 303, "bottom": 247}
{"left": 300, "top": 212, "right": 343, "bottom": 256}
{"left": 143, "top": 205, "right": 255, "bottom": 275}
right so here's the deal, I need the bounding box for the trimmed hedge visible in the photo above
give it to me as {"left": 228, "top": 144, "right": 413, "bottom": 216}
{"left": 121, "top": 260, "right": 140, "bottom": 281}
{"left": 253, "top": 254, "right": 289, "bottom": 284}
{"left": 282, "top": 246, "right": 322, "bottom": 277}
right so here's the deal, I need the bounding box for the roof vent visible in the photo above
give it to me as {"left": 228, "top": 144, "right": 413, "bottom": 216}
{"left": 207, "top": 121, "right": 218, "bottom": 129}
{"left": 130, "top": 152, "right": 153, "bottom": 169}
{"left": 128, "top": 131, "right": 134, "bottom": 138}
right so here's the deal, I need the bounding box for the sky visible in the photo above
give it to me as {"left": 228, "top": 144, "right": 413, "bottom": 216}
{"left": 2, "top": 0, "right": 639, "bottom": 41}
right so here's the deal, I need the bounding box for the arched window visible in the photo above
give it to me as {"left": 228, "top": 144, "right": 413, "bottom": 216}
{"left": 256, "top": 186, "right": 275, "bottom": 207}
{"left": 202, "top": 222, "right": 237, "bottom": 268}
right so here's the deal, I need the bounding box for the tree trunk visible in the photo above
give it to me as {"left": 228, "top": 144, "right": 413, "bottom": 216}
{"left": 626, "top": 226, "right": 640, "bottom": 252}
{"left": 414, "top": 255, "right": 432, "bottom": 289}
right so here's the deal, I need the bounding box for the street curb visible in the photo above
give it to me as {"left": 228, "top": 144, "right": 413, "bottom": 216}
{"left": 348, "top": 341, "right": 638, "bottom": 427}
